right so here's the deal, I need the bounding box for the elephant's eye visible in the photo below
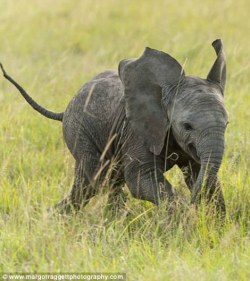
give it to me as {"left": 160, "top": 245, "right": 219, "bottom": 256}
{"left": 183, "top": 122, "right": 193, "bottom": 131}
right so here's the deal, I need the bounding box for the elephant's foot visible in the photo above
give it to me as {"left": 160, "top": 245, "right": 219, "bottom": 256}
{"left": 54, "top": 197, "right": 78, "bottom": 214}
{"left": 53, "top": 197, "right": 87, "bottom": 215}
{"left": 104, "top": 187, "right": 128, "bottom": 217}
{"left": 54, "top": 185, "right": 96, "bottom": 215}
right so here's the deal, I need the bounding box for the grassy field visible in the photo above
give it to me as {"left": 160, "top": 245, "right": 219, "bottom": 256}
{"left": 0, "top": 0, "right": 250, "bottom": 280}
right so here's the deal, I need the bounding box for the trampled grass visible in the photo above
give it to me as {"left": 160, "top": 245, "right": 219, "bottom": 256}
{"left": 0, "top": 0, "right": 249, "bottom": 280}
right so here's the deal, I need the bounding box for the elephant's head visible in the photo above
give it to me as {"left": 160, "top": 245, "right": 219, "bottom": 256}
{"left": 119, "top": 39, "right": 228, "bottom": 203}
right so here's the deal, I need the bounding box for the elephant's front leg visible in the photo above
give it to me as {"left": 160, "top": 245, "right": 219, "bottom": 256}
{"left": 124, "top": 158, "right": 174, "bottom": 205}
{"left": 180, "top": 161, "right": 226, "bottom": 214}
{"left": 205, "top": 176, "right": 226, "bottom": 215}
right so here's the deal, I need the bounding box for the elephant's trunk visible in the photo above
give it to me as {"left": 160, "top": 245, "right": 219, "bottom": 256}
{"left": 191, "top": 132, "right": 225, "bottom": 204}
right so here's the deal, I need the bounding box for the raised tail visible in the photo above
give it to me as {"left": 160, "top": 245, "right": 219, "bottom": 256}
{"left": 0, "top": 63, "right": 64, "bottom": 121}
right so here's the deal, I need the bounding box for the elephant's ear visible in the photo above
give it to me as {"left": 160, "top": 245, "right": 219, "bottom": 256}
{"left": 119, "top": 47, "right": 184, "bottom": 155}
{"left": 207, "top": 39, "right": 226, "bottom": 93}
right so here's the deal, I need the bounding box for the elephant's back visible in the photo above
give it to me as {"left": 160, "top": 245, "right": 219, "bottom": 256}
{"left": 82, "top": 70, "right": 124, "bottom": 118}
{"left": 62, "top": 70, "right": 125, "bottom": 158}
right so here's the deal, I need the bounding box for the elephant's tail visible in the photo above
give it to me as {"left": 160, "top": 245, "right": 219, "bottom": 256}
{"left": 0, "top": 63, "right": 64, "bottom": 121}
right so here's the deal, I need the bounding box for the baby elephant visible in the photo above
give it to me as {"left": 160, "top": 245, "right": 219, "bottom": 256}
{"left": 1, "top": 39, "right": 228, "bottom": 214}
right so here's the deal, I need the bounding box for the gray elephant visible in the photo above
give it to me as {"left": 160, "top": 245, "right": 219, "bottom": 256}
{"left": 0, "top": 39, "right": 228, "bottom": 214}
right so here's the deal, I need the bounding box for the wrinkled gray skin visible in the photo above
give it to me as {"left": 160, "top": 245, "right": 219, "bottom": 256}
{"left": 0, "top": 39, "right": 228, "bottom": 214}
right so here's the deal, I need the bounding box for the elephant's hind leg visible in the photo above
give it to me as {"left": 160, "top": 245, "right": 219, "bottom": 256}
{"left": 55, "top": 180, "right": 93, "bottom": 214}
{"left": 56, "top": 151, "right": 108, "bottom": 214}
{"left": 105, "top": 186, "right": 127, "bottom": 216}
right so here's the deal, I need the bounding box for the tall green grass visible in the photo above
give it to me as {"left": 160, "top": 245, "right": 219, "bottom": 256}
{"left": 0, "top": 0, "right": 249, "bottom": 280}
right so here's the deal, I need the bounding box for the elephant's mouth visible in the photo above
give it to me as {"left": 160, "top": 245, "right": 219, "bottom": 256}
{"left": 188, "top": 143, "right": 200, "bottom": 163}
